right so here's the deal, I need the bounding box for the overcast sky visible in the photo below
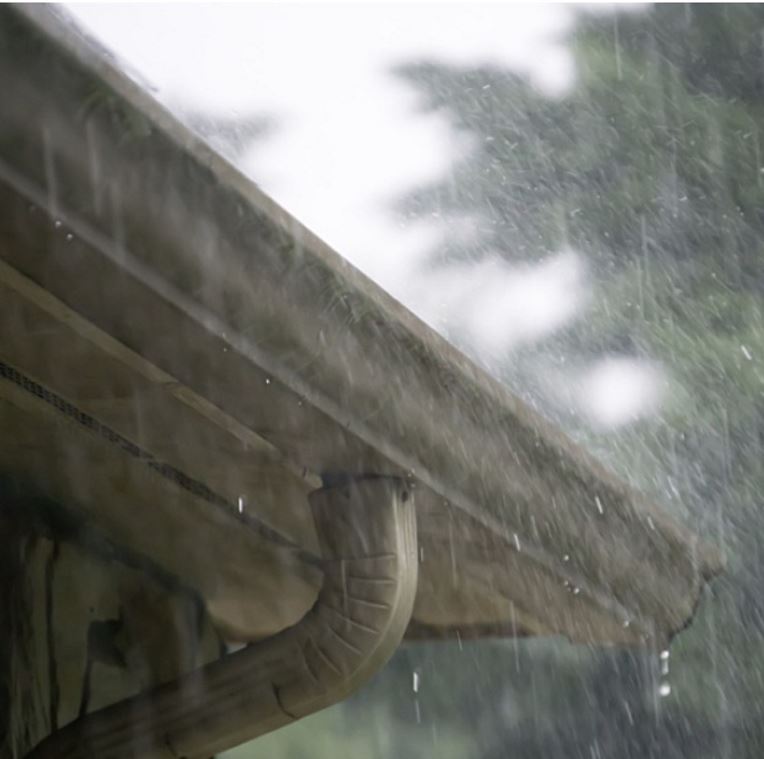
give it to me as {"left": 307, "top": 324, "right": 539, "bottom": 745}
{"left": 66, "top": 4, "right": 575, "bottom": 279}
{"left": 65, "top": 3, "right": 660, "bottom": 429}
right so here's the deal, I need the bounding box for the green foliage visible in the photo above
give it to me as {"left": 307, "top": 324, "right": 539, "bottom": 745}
{"left": 220, "top": 687, "right": 474, "bottom": 759}
{"left": 390, "top": 4, "right": 764, "bottom": 757}
{"left": 230, "top": 5, "right": 764, "bottom": 757}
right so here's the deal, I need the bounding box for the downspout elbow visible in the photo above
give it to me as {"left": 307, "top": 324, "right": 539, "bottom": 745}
{"left": 27, "top": 478, "right": 418, "bottom": 759}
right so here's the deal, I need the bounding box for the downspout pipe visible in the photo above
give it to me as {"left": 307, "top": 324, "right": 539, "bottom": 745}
{"left": 27, "top": 477, "right": 419, "bottom": 759}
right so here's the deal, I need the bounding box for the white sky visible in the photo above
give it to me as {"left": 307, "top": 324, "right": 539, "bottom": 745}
{"left": 66, "top": 4, "right": 575, "bottom": 284}
{"left": 65, "top": 2, "right": 661, "bottom": 429}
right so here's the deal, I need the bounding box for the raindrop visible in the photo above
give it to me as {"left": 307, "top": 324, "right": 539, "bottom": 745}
{"left": 573, "top": 587, "right": 581, "bottom": 595}
{"left": 265, "top": 378, "right": 271, "bottom": 385}
{"left": 660, "top": 649, "right": 670, "bottom": 676}
{"left": 595, "top": 496, "right": 604, "bottom": 515}
{"left": 659, "top": 682, "right": 672, "bottom": 697}
{"left": 65, "top": 233, "right": 74, "bottom": 242}
{"left": 563, "top": 554, "right": 570, "bottom": 562}
{"left": 623, "top": 620, "right": 631, "bottom": 628}
{"left": 237, "top": 496, "right": 244, "bottom": 514}
{"left": 742, "top": 345, "right": 753, "bottom": 361}
{"left": 412, "top": 670, "right": 420, "bottom": 693}
{"left": 513, "top": 533, "right": 521, "bottom": 551}
{"left": 54, "top": 220, "right": 62, "bottom": 228}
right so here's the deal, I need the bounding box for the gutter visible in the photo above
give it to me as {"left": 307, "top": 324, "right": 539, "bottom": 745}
{"left": 27, "top": 478, "right": 418, "bottom": 758}
{"left": 0, "top": 4, "right": 722, "bottom": 645}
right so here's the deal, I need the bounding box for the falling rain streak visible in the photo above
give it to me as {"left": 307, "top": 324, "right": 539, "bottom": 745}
{"left": 34, "top": 3, "right": 761, "bottom": 758}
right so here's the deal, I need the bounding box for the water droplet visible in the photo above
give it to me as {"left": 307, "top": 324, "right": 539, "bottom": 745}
{"left": 573, "top": 586, "right": 581, "bottom": 595}
{"left": 742, "top": 345, "right": 753, "bottom": 361}
{"left": 659, "top": 682, "right": 671, "bottom": 697}
{"left": 54, "top": 220, "right": 62, "bottom": 228}
{"left": 237, "top": 496, "right": 244, "bottom": 513}
{"left": 660, "top": 649, "right": 670, "bottom": 676}
{"left": 513, "top": 533, "right": 521, "bottom": 551}
{"left": 412, "top": 670, "right": 420, "bottom": 693}
{"left": 563, "top": 554, "right": 570, "bottom": 562}
{"left": 595, "top": 496, "right": 604, "bottom": 515}
{"left": 65, "top": 233, "right": 74, "bottom": 242}
{"left": 622, "top": 620, "right": 631, "bottom": 628}
{"left": 265, "top": 378, "right": 271, "bottom": 385}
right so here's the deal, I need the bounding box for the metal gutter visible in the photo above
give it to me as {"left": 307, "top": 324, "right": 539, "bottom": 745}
{"left": 0, "top": 4, "right": 721, "bottom": 646}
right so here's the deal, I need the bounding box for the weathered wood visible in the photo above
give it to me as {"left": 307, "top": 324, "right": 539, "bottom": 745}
{"left": 26, "top": 479, "right": 419, "bottom": 759}
{"left": 0, "top": 492, "right": 222, "bottom": 758}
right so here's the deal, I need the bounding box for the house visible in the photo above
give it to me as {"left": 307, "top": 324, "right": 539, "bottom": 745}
{"left": 0, "top": 6, "right": 722, "bottom": 758}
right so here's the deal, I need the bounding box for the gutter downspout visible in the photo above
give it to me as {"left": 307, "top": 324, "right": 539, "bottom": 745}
{"left": 27, "top": 477, "right": 419, "bottom": 759}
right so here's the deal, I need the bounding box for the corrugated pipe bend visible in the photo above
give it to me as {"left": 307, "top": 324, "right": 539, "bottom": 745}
{"left": 27, "top": 477, "right": 419, "bottom": 759}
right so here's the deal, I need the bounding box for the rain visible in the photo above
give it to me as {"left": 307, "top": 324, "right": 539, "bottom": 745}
{"left": 2, "top": 3, "right": 762, "bottom": 759}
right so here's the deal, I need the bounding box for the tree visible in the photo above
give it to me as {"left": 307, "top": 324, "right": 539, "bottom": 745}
{"left": 375, "top": 4, "right": 764, "bottom": 757}
{"left": 228, "top": 6, "right": 764, "bottom": 757}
